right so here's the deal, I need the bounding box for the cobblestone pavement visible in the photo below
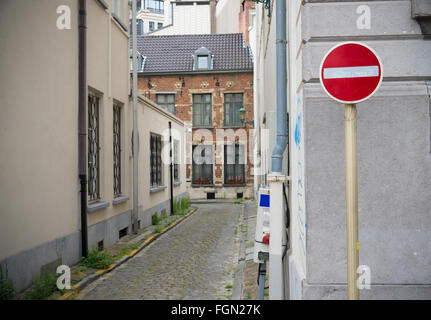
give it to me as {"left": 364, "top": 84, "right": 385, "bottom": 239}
{"left": 78, "top": 202, "right": 242, "bottom": 300}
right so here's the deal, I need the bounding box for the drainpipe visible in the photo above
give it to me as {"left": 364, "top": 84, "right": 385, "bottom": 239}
{"left": 268, "top": 0, "right": 288, "bottom": 300}
{"left": 78, "top": 0, "right": 88, "bottom": 258}
{"left": 132, "top": 0, "right": 139, "bottom": 234}
{"left": 169, "top": 122, "right": 174, "bottom": 215}
{"left": 271, "top": 0, "right": 288, "bottom": 174}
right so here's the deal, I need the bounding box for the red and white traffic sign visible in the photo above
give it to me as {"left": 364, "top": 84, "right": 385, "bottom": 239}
{"left": 319, "top": 42, "right": 383, "bottom": 104}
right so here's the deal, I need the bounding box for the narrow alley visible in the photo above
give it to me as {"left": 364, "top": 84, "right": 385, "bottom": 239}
{"left": 78, "top": 203, "right": 242, "bottom": 300}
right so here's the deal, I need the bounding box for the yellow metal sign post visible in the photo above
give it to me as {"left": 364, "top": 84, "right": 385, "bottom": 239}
{"left": 344, "top": 104, "right": 359, "bottom": 300}
{"left": 320, "top": 42, "right": 383, "bottom": 300}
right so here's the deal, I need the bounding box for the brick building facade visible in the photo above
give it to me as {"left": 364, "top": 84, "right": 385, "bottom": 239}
{"left": 134, "top": 34, "right": 255, "bottom": 199}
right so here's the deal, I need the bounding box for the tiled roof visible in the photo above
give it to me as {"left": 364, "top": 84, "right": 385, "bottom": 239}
{"left": 133, "top": 33, "right": 253, "bottom": 74}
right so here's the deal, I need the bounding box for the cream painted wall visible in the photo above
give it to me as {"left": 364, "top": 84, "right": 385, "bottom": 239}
{"left": 0, "top": 0, "right": 79, "bottom": 260}
{"left": 215, "top": 0, "right": 240, "bottom": 34}
{"left": 137, "top": 96, "right": 187, "bottom": 213}
{"left": 151, "top": 2, "right": 211, "bottom": 35}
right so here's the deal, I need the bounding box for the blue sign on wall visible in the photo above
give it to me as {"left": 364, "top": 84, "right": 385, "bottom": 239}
{"left": 259, "top": 193, "right": 270, "bottom": 208}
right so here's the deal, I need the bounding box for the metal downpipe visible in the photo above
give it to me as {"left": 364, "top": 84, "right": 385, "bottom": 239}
{"left": 78, "top": 0, "right": 88, "bottom": 258}
{"left": 271, "top": 0, "right": 288, "bottom": 174}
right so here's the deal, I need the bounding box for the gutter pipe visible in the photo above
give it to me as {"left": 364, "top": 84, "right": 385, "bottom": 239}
{"left": 271, "top": 0, "right": 288, "bottom": 173}
{"left": 78, "top": 0, "right": 88, "bottom": 258}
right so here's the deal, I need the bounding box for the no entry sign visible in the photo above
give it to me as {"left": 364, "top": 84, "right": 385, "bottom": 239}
{"left": 320, "top": 42, "right": 383, "bottom": 104}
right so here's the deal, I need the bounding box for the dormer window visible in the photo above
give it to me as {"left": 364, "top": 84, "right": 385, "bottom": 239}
{"left": 193, "top": 47, "right": 213, "bottom": 71}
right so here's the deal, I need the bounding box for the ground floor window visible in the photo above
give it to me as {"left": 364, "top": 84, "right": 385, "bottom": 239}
{"left": 150, "top": 133, "right": 162, "bottom": 187}
{"left": 88, "top": 94, "right": 100, "bottom": 201}
{"left": 192, "top": 145, "right": 213, "bottom": 185}
{"left": 113, "top": 103, "right": 122, "bottom": 196}
{"left": 173, "top": 140, "right": 180, "bottom": 182}
{"left": 224, "top": 144, "right": 245, "bottom": 185}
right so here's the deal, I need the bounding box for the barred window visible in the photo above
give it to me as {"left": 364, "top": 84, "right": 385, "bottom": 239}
{"left": 156, "top": 94, "right": 175, "bottom": 115}
{"left": 224, "top": 144, "right": 245, "bottom": 185}
{"left": 88, "top": 94, "right": 100, "bottom": 201}
{"left": 224, "top": 93, "right": 244, "bottom": 127}
{"left": 113, "top": 104, "right": 121, "bottom": 196}
{"left": 150, "top": 133, "right": 162, "bottom": 187}
{"left": 192, "top": 145, "right": 213, "bottom": 185}
{"left": 173, "top": 140, "right": 179, "bottom": 182}
{"left": 193, "top": 94, "right": 212, "bottom": 127}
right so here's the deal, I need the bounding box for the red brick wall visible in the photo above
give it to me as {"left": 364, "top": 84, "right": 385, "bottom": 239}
{"left": 138, "top": 72, "right": 254, "bottom": 186}
{"left": 239, "top": 0, "right": 256, "bottom": 46}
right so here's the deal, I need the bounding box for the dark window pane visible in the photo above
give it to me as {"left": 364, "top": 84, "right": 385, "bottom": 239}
{"left": 224, "top": 93, "right": 243, "bottom": 126}
{"left": 193, "top": 94, "right": 212, "bottom": 127}
{"left": 224, "top": 144, "right": 245, "bottom": 184}
{"left": 156, "top": 94, "right": 175, "bottom": 115}
{"left": 192, "top": 145, "right": 213, "bottom": 184}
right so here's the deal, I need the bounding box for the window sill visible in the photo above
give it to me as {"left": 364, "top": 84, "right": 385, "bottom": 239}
{"left": 174, "top": 181, "right": 181, "bottom": 187}
{"left": 150, "top": 185, "right": 167, "bottom": 193}
{"left": 223, "top": 184, "right": 246, "bottom": 188}
{"left": 222, "top": 125, "right": 246, "bottom": 129}
{"left": 192, "top": 126, "right": 214, "bottom": 129}
{"left": 87, "top": 201, "right": 110, "bottom": 213}
{"left": 112, "top": 195, "right": 130, "bottom": 205}
{"left": 191, "top": 184, "right": 215, "bottom": 188}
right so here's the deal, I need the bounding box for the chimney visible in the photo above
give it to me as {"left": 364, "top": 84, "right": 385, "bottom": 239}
{"left": 210, "top": 0, "right": 216, "bottom": 33}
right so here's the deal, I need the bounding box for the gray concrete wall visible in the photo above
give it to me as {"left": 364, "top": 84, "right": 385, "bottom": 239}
{"left": 300, "top": 0, "right": 431, "bottom": 299}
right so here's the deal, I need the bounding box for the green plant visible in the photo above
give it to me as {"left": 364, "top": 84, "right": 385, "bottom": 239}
{"left": 225, "top": 284, "right": 232, "bottom": 290}
{"left": 0, "top": 265, "right": 15, "bottom": 300}
{"left": 25, "top": 273, "right": 58, "bottom": 300}
{"left": 180, "top": 197, "right": 190, "bottom": 211}
{"left": 153, "top": 226, "right": 163, "bottom": 234}
{"left": 173, "top": 199, "right": 180, "bottom": 214}
{"left": 246, "top": 290, "right": 252, "bottom": 299}
{"left": 152, "top": 212, "right": 161, "bottom": 225}
{"left": 80, "top": 246, "right": 114, "bottom": 269}
{"left": 160, "top": 211, "right": 168, "bottom": 220}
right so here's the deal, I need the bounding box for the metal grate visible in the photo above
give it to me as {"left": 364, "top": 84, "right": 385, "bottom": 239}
{"left": 113, "top": 104, "right": 121, "bottom": 196}
{"left": 88, "top": 94, "right": 100, "bottom": 202}
{"left": 174, "top": 140, "right": 179, "bottom": 182}
{"left": 150, "top": 133, "right": 162, "bottom": 187}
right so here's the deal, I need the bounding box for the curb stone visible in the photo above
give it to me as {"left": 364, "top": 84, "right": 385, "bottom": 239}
{"left": 58, "top": 207, "right": 198, "bottom": 300}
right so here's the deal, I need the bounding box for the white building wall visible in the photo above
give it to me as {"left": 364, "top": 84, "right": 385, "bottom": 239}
{"left": 215, "top": 0, "right": 240, "bottom": 34}
{"left": 151, "top": 1, "right": 211, "bottom": 35}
